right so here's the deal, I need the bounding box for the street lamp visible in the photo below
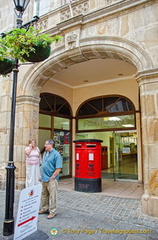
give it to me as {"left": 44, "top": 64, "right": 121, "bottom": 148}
{"left": 3, "top": 0, "right": 31, "bottom": 236}
{"left": 13, "top": 0, "right": 30, "bottom": 13}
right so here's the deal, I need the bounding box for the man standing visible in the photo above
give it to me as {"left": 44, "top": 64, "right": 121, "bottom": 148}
{"left": 39, "top": 139, "right": 62, "bottom": 219}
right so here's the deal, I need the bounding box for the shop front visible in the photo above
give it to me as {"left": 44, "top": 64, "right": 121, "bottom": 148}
{"left": 76, "top": 95, "right": 141, "bottom": 181}
{"left": 38, "top": 93, "right": 141, "bottom": 182}
{"left": 38, "top": 93, "right": 72, "bottom": 178}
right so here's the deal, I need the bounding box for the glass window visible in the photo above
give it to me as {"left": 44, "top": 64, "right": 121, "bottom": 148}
{"left": 77, "top": 96, "right": 135, "bottom": 116}
{"left": 40, "top": 93, "right": 71, "bottom": 116}
{"left": 89, "top": 98, "right": 102, "bottom": 112}
{"left": 104, "top": 97, "right": 119, "bottom": 111}
{"left": 54, "top": 117, "right": 70, "bottom": 130}
{"left": 108, "top": 98, "right": 134, "bottom": 112}
{"left": 78, "top": 115, "right": 135, "bottom": 131}
{"left": 39, "top": 114, "right": 51, "bottom": 128}
{"left": 38, "top": 129, "right": 51, "bottom": 151}
{"left": 34, "top": 0, "right": 50, "bottom": 16}
{"left": 78, "top": 103, "right": 98, "bottom": 116}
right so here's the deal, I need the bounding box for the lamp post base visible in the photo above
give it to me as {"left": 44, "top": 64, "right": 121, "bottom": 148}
{"left": 3, "top": 164, "right": 16, "bottom": 236}
{"left": 3, "top": 219, "right": 14, "bottom": 236}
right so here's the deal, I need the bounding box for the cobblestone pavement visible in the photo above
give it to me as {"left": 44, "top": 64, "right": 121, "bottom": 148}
{"left": 1, "top": 189, "right": 158, "bottom": 240}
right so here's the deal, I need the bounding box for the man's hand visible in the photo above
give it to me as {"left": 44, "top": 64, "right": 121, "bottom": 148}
{"left": 39, "top": 177, "right": 42, "bottom": 182}
{"left": 50, "top": 176, "right": 55, "bottom": 181}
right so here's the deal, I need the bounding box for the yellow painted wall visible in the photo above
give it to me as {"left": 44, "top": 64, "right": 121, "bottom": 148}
{"left": 41, "top": 77, "right": 138, "bottom": 117}
{"left": 73, "top": 77, "right": 138, "bottom": 115}
{"left": 41, "top": 79, "right": 73, "bottom": 108}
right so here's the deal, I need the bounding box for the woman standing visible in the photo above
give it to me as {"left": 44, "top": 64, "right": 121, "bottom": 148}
{"left": 25, "top": 139, "right": 41, "bottom": 187}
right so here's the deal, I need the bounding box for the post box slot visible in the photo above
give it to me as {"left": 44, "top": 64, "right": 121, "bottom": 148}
{"left": 89, "top": 153, "right": 94, "bottom": 160}
{"left": 76, "top": 144, "right": 82, "bottom": 147}
{"left": 76, "top": 153, "right": 79, "bottom": 160}
{"left": 86, "top": 144, "right": 96, "bottom": 147}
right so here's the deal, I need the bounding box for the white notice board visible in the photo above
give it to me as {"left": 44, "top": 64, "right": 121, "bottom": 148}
{"left": 14, "top": 183, "right": 42, "bottom": 240}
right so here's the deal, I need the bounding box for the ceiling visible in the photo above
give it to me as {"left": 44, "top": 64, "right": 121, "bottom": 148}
{"left": 52, "top": 58, "right": 137, "bottom": 88}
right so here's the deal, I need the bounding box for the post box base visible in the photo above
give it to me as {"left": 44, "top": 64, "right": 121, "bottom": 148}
{"left": 75, "top": 177, "right": 101, "bottom": 193}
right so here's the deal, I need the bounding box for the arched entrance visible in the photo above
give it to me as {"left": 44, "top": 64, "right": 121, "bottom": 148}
{"left": 76, "top": 95, "right": 139, "bottom": 180}
{"left": 18, "top": 36, "right": 157, "bottom": 216}
{"left": 21, "top": 36, "right": 153, "bottom": 95}
{"left": 39, "top": 92, "right": 72, "bottom": 177}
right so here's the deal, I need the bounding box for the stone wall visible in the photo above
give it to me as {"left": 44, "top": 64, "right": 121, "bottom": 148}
{"left": 0, "top": 0, "right": 158, "bottom": 217}
{"left": 136, "top": 69, "right": 158, "bottom": 217}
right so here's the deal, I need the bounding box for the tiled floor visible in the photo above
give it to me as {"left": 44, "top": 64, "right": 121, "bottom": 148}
{"left": 58, "top": 178, "right": 144, "bottom": 199}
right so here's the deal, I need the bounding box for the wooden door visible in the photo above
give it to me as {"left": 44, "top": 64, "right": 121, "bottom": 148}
{"left": 101, "top": 146, "right": 108, "bottom": 170}
{"left": 110, "top": 137, "right": 114, "bottom": 167}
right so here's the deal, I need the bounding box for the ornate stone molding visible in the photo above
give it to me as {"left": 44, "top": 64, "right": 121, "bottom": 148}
{"left": 61, "top": 0, "right": 89, "bottom": 21}
{"left": 87, "top": 0, "right": 153, "bottom": 22}
{"left": 65, "top": 30, "right": 80, "bottom": 49}
{"left": 57, "top": 14, "right": 83, "bottom": 31}
{"left": 105, "top": 0, "right": 122, "bottom": 6}
{"left": 35, "top": 0, "right": 154, "bottom": 34}
{"left": 36, "top": 19, "right": 48, "bottom": 31}
{"left": 135, "top": 68, "right": 158, "bottom": 86}
{"left": 16, "top": 95, "right": 40, "bottom": 106}
{"left": 67, "top": 32, "right": 78, "bottom": 49}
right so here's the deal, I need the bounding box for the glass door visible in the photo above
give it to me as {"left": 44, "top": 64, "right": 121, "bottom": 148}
{"left": 113, "top": 131, "right": 138, "bottom": 180}
{"left": 76, "top": 130, "right": 138, "bottom": 180}
{"left": 54, "top": 130, "right": 71, "bottom": 176}
{"left": 54, "top": 116, "right": 71, "bottom": 177}
{"left": 39, "top": 114, "right": 71, "bottom": 177}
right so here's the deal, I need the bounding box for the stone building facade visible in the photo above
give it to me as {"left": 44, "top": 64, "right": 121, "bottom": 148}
{"left": 0, "top": 0, "right": 158, "bottom": 217}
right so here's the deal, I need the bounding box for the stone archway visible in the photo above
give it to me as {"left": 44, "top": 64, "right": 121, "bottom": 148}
{"left": 20, "top": 36, "right": 153, "bottom": 96}
{"left": 14, "top": 36, "right": 158, "bottom": 218}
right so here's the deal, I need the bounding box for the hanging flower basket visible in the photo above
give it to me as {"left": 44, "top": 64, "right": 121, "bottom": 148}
{"left": 22, "top": 41, "right": 51, "bottom": 62}
{"left": 0, "top": 58, "right": 14, "bottom": 75}
{"left": 0, "top": 26, "right": 62, "bottom": 63}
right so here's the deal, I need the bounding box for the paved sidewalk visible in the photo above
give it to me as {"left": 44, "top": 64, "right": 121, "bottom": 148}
{"left": 0, "top": 179, "right": 158, "bottom": 240}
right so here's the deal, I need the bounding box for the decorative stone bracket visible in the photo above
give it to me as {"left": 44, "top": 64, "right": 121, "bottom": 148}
{"left": 65, "top": 30, "right": 80, "bottom": 50}
{"left": 66, "top": 32, "right": 78, "bottom": 49}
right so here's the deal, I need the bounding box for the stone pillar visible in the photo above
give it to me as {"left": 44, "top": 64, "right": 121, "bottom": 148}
{"left": 0, "top": 76, "right": 13, "bottom": 189}
{"left": 14, "top": 95, "right": 40, "bottom": 189}
{"left": 136, "top": 69, "right": 158, "bottom": 217}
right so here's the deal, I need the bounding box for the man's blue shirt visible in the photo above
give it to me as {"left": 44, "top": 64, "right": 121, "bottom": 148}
{"left": 42, "top": 149, "right": 62, "bottom": 182}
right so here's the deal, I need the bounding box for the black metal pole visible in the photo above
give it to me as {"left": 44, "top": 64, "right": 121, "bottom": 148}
{"left": 2, "top": 7, "right": 39, "bottom": 235}
{"left": 3, "top": 11, "right": 22, "bottom": 236}
{"left": 3, "top": 59, "right": 19, "bottom": 236}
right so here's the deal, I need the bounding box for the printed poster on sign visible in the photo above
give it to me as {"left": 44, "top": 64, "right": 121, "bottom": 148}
{"left": 14, "top": 183, "right": 42, "bottom": 240}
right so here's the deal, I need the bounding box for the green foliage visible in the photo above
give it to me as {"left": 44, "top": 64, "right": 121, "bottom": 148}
{"left": 0, "top": 26, "right": 62, "bottom": 62}
{"left": 0, "top": 38, "right": 10, "bottom": 61}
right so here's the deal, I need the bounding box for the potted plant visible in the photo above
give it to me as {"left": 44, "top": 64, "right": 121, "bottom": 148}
{"left": 1, "top": 26, "right": 61, "bottom": 63}
{"left": 0, "top": 58, "right": 14, "bottom": 75}
{"left": 0, "top": 40, "right": 14, "bottom": 75}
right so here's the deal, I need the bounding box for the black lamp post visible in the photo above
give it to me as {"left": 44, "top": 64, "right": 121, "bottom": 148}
{"left": 3, "top": 0, "right": 31, "bottom": 236}
{"left": 13, "top": 0, "right": 30, "bottom": 13}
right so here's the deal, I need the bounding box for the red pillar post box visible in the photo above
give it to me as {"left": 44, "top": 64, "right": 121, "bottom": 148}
{"left": 73, "top": 139, "right": 103, "bottom": 192}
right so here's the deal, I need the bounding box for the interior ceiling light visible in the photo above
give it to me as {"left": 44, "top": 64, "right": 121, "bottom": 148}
{"left": 103, "top": 117, "right": 121, "bottom": 121}
{"left": 109, "top": 117, "right": 121, "bottom": 121}
{"left": 122, "top": 124, "right": 134, "bottom": 127}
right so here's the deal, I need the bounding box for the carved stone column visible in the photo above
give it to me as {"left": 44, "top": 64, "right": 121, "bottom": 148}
{"left": 14, "top": 95, "right": 40, "bottom": 189}
{"left": 0, "top": 76, "right": 13, "bottom": 189}
{"left": 136, "top": 69, "right": 158, "bottom": 217}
